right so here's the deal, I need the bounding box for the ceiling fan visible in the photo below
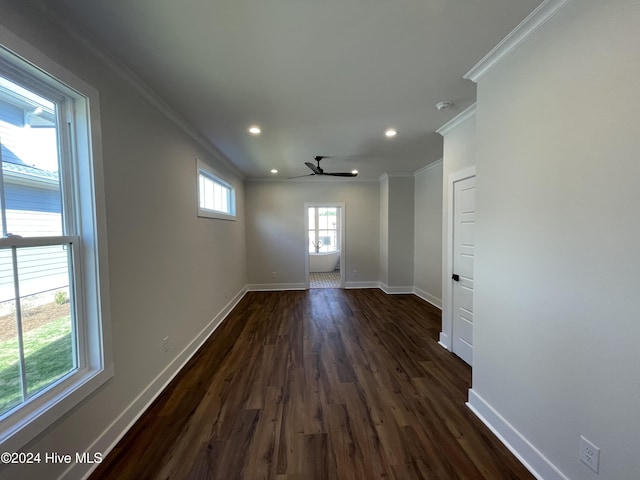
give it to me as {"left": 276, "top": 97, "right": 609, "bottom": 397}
{"left": 288, "top": 156, "right": 358, "bottom": 179}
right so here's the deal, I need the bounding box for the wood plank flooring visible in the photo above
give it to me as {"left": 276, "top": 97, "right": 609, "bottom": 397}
{"left": 90, "top": 289, "right": 534, "bottom": 479}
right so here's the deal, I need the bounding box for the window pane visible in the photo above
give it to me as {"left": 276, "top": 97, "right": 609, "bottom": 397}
{"left": 197, "top": 164, "right": 235, "bottom": 219}
{"left": 0, "top": 76, "right": 63, "bottom": 237}
{"left": 0, "top": 248, "right": 20, "bottom": 415}
{"left": 198, "top": 175, "right": 205, "bottom": 209}
{"left": 199, "top": 171, "right": 231, "bottom": 214}
{"left": 308, "top": 207, "right": 315, "bottom": 230}
{"left": 201, "top": 175, "right": 212, "bottom": 210}
{"left": 16, "top": 245, "right": 75, "bottom": 399}
{"left": 220, "top": 185, "right": 229, "bottom": 212}
{"left": 309, "top": 231, "right": 318, "bottom": 253}
{"left": 0, "top": 297, "right": 20, "bottom": 416}
{"left": 208, "top": 177, "right": 216, "bottom": 210}
{"left": 318, "top": 208, "right": 328, "bottom": 229}
{"left": 213, "top": 182, "right": 222, "bottom": 211}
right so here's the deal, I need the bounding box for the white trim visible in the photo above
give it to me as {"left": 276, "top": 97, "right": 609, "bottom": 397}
{"left": 247, "top": 283, "right": 307, "bottom": 291}
{"left": 464, "top": 0, "right": 574, "bottom": 82}
{"left": 413, "top": 287, "right": 442, "bottom": 309}
{"left": 378, "top": 172, "right": 415, "bottom": 182}
{"left": 68, "top": 286, "right": 248, "bottom": 480}
{"left": 343, "top": 281, "right": 379, "bottom": 289}
{"left": 436, "top": 104, "right": 477, "bottom": 137}
{"left": 304, "top": 202, "right": 345, "bottom": 289}
{"left": 413, "top": 159, "right": 443, "bottom": 177}
{"left": 467, "top": 389, "right": 570, "bottom": 480}
{"left": 438, "top": 333, "right": 450, "bottom": 351}
{"left": 441, "top": 166, "right": 476, "bottom": 351}
{"left": 0, "top": 235, "right": 78, "bottom": 248}
{"left": 379, "top": 283, "right": 414, "bottom": 295}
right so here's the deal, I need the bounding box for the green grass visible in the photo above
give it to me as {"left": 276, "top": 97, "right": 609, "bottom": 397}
{"left": 0, "top": 316, "right": 74, "bottom": 415}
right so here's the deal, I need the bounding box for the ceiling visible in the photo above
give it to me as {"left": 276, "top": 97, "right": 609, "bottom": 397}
{"left": 43, "top": 0, "right": 543, "bottom": 180}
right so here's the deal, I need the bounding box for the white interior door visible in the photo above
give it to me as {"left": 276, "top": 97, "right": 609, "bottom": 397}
{"left": 452, "top": 176, "right": 475, "bottom": 365}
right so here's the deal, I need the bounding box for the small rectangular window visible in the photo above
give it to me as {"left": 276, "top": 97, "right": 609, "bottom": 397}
{"left": 196, "top": 159, "right": 235, "bottom": 220}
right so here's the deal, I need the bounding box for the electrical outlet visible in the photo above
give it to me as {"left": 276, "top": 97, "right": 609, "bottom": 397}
{"left": 271, "top": 271, "right": 277, "bottom": 279}
{"left": 579, "top": 435, "right": 600, "bottom": 473}
{"left": 162, "top": 336, "right": 170, "bottom": 354}
{"left": 352, "top": 270, "right": 358, "bottom": 279}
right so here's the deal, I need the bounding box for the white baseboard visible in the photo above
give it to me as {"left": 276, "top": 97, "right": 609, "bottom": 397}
{"left": 413, "top": 288, "right": 442, "bottom": 309}
{"left": 68, "top": 286, "right": 249, "bottom": 480}
{"left": 379, "top": 283, "right": 414, "bottom": 294}
{"left": 466, "top": 389, "right": 569, "bottom": 480}
{"left": 438, "top": 332, "right": 450, "bottom": 350}
{"left": 343, "top": 281, "right": 379, "bottom": 289}
{"left": 247, "top": 283, "right": 306, "bottom": 291}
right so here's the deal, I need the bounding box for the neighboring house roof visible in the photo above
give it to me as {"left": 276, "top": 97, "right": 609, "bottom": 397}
{"left": 2, "top": 160, "right": 58, "bottom": 188}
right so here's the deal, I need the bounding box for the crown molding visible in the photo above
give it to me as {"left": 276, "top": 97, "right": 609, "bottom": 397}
{"left": 436, "top": 104, "right": 476, "bottom": 137}
{"left": 413, "top": 159, "right": 443, "bottom": 177}
{"left": 464, "top": 0, "right": 574, "bottom": 83}
{"left": 378, "top": 172, "right": 415, "bottom": 183}
{"left": 32, "top": 1, "right": 245, "bottom": 180}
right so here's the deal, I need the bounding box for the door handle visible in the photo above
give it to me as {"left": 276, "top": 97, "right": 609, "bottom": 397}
{"left": 452, "top": 274, "right": 460, "bottom": 282}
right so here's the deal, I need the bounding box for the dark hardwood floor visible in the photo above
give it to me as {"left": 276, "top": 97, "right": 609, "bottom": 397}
{"left": 90, "top": 289, "right": 534, "bottom": 479}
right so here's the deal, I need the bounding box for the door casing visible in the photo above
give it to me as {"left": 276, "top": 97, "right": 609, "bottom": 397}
{"left": 440, "top": 166, "right": 475, "bottom": 362}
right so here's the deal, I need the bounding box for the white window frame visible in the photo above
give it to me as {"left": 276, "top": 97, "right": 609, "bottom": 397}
{"left": 0, "top": 30, "right": 112, "bottom": 453}
{"left": 196, "top": 158, "right": 236, "bottom": 221}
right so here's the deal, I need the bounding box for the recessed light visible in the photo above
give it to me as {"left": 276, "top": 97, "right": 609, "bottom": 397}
{"left": 248, "top": 126, "right": 261, "bottom": 135}
{"left": 351, "top": 170, "right": 359, "bottom": 175}
{"left": 385, "top": 128, "right": 397, "bottom": 138}
{"left": 436, "top": 101, "right": 453, "bottom": 111}
{"left": 270, "top": 169, "right": 278, "bottom": 174}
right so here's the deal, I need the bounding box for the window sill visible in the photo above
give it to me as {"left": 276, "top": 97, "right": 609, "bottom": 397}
{"left": 0, "top": 364, "right": 113, "bottom": 453}
{"left": 197, "top": 209, "right": 236, "bottom": 221}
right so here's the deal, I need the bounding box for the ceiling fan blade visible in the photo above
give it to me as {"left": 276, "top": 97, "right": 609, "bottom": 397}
{"left": 305, "top": 162, "right": 321, "bottom": 174}
{"left": 324, "top": 172, "right": 358, "bottom": 177}
{"left": 287, "top": 173, "right": 316, "bottom": 179}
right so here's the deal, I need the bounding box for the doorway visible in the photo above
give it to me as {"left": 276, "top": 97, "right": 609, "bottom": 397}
{"left": 305, "top": 203, "right": 345, "bottom": 289}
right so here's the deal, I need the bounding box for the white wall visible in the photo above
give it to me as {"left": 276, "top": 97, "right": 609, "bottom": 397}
{"left": 379, "top": 176, "right": 389, "bottom": 286}
{"left": 245, "top": 180, "right": 380, "bottom": 287}
{"left": 413, "top": 161, "right": 442, "bottom": 307}
{"left": 438, "top": 108, "right": 476, "bottom": 347}
{"left": 471, "top": 1, "right": 640, "bottom": 479}
{"left": 0, "top": 3, "right": 247, "bottom": 479}
{"left": 386, "top": 175, "right": 415, "bottom": 290}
